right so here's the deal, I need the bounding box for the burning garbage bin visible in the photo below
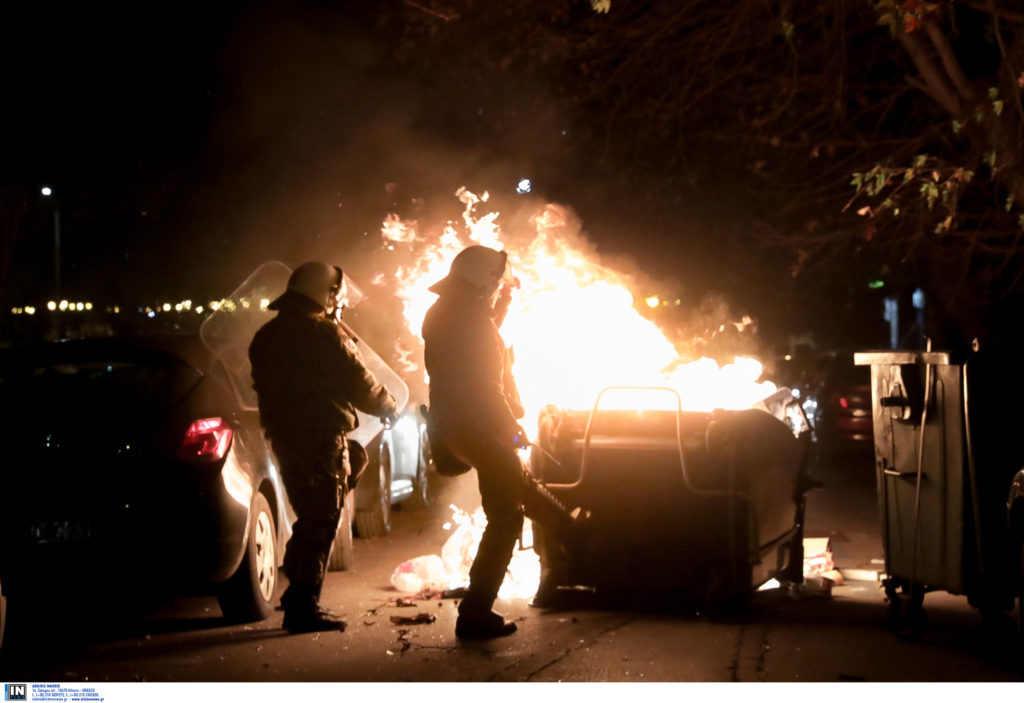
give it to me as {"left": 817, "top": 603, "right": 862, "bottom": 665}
{"left": 530, "top": 386, "right": 813, "bottom": 611}
{"left": 855, "top": 345, "right": 1024, "bottom": 648}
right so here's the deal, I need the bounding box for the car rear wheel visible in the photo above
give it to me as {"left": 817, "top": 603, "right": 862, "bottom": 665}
{"left": 328, "top": 489, "right": 355, "bottom": 571}
{"left": 217, "top": 492, "right": 277, "bottom": 622}
{"left": 355, "top": 442, "right": 392, "bottom": 537}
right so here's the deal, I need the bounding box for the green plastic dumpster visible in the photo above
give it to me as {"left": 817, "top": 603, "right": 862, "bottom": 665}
{"left": 855, "top": 347, "right": 1024, "bottom": 651}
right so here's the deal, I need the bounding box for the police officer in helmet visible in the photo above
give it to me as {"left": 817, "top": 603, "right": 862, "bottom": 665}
{"left": 422, "top": 245, "right": 588, "bottom": 639}
{"left": 249, "top": 262, "right": 398, "bottom": 633}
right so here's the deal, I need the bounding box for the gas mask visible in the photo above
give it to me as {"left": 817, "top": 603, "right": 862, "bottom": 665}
{"left": 326, "top": 277, "right": 349, "bottom": 323}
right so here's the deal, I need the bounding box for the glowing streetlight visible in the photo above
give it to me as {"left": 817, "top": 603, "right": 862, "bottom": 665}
{"left": 40, "top": 186, "right": 60, "bottom": 299}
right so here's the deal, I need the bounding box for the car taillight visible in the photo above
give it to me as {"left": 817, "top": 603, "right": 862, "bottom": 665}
{"left": 827, "top": 392, "right": 849, "bottom": 409}
{"left": 177, "top": 417, "right": 233, "bottom": 462}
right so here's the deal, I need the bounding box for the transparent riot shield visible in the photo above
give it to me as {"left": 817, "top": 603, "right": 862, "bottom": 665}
{"left": 199, "top": 261, "right": 409, "bottom": 448}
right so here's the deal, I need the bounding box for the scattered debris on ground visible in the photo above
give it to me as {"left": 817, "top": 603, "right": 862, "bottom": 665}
{"left": 802, "top": 537, "right": 842, "bottom": 597}
{"left": 389, "top": 613, "right": 438, "bottom": 626}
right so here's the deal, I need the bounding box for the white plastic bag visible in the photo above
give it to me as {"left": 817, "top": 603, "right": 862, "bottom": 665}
{"left": 390, "top": 554, "right": 447, "bottom": 593}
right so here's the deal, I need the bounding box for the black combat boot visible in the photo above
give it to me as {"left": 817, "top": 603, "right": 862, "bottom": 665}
{"left": 455, "top": 608, "right": 517, "bottom": 639}
{"left": 281, "top": 587, "right": 347, "bottom": 634}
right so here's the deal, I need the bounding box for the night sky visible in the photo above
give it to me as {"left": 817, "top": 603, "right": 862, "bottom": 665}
{"left": 9, "top": 7, "right": 564, "bottom": 289}
{"left": 7, "top": 5, "right": 433, "bottom": 301}
{"left": 2, "top": 2, "right": 886, "bottom": 351}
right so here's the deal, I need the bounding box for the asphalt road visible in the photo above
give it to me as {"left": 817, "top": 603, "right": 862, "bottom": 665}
{"left": 0, "top": 449, "right": 1021, "bottom": 686}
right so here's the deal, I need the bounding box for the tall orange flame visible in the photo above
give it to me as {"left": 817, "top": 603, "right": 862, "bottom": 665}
{"left": 383, "top": 189, "right": 784, "bottom": 599}
{"left": 384, "top": 189, "right": 776, "bottom": 434}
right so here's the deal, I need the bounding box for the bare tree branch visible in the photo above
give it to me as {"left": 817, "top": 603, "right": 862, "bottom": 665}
{"left": 925, "top": 18, "right": 981, "bottom": 102}
{"left": 895, "top": 22, "right": 963, "bottom": 116}
{"left": 402, "top": 0, "right": 459, "bottom": 22}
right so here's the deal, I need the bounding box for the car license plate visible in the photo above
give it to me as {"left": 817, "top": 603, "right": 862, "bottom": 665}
{"left": 28, "top": 520, "right": 93, "bottom": 544}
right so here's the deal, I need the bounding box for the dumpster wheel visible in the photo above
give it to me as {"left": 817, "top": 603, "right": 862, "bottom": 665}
{"left": 703, "top": 563, "right": 751, "bottom": 618}
{"left": 884, "top": 577, "right": 926, "bottom": 639}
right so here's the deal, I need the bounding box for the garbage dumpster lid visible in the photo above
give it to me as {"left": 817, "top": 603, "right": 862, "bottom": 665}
{"left": 853, "top": 350, "right": 957, "bottom": 366}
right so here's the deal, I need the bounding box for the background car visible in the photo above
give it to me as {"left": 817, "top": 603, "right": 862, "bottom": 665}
{"left": 322, "top": 408, "right": 432, "bottom": 572}
{"left": 0, "top": 333, "right": 299, "bottom": 651}
{"left": 348, "top": 410, "right": 432, "bottom": 542}
{"left": 799, "top": 349, "right": 874, "bottom": 458}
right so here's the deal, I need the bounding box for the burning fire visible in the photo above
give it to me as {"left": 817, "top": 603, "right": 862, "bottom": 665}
{"left": 383, "top": 187, "right": 777, "bottom": 429}
{"left": 390, "top": 505, "right": 540, "bottom": 598}
{"left": 381, "top": 187, "right": 782, "bottom": 600}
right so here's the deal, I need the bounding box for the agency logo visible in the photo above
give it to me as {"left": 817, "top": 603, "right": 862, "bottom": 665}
{"left": 4, "top": 684, "right": 27, "bottom": 701}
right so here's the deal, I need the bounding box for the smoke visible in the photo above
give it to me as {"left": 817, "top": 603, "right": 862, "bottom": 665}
{"left": 177, "top": 4, "right": 766, "bottom": 384}
{"left": 433, "top": 472, "right": 483, "bottom": 515}
{"left": 347, "top": 185, "right": 770, "bottom": 410}
{"left": 178, "top": 5, "right": 520, "bottom": 299}
{"left": 174, "top": 4, "right": 573, "bottom": 303}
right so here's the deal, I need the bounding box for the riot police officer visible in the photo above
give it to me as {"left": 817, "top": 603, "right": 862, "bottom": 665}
{"left": 422, "top": 245, "right": 589, "bottom": 639}
{"left": 249, "top": 262, "right": 398, "bottom": 633}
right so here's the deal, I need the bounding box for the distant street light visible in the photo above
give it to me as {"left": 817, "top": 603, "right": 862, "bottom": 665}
{"left": 40, "top": 186, "right": 60, "bottom": 299}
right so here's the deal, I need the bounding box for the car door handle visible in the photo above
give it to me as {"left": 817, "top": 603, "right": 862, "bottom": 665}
{"left": 882, "top": 469, "right": 918, "bottom": 478}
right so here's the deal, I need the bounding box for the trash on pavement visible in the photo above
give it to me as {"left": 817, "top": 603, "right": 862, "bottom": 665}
{"left": 802, "top": 537, "right": 843, "bottom": 596}
{"left": 840, "top": 568, "right": 879, "bottom": 582}
{"left": 388, "top": 630, "right": 414, "bottom": 655}
{"left": 390, "top": 554, "right": 447, "bottom": 593}
{"left": 802, "top": 537, "right": 833, "bottom": 578}
{"left": 389, "top": 612, "right": 438, "bottom": 625}
{"left": 390, "top": 505, "right": 540, "bottom": 598}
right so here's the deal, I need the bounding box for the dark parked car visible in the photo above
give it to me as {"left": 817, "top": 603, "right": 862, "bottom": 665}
{"left": 800, "top": 350, "right": 873, "bottom": 456}
{"left": 0, "top": 333, "right": 299, "bottom": 649}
